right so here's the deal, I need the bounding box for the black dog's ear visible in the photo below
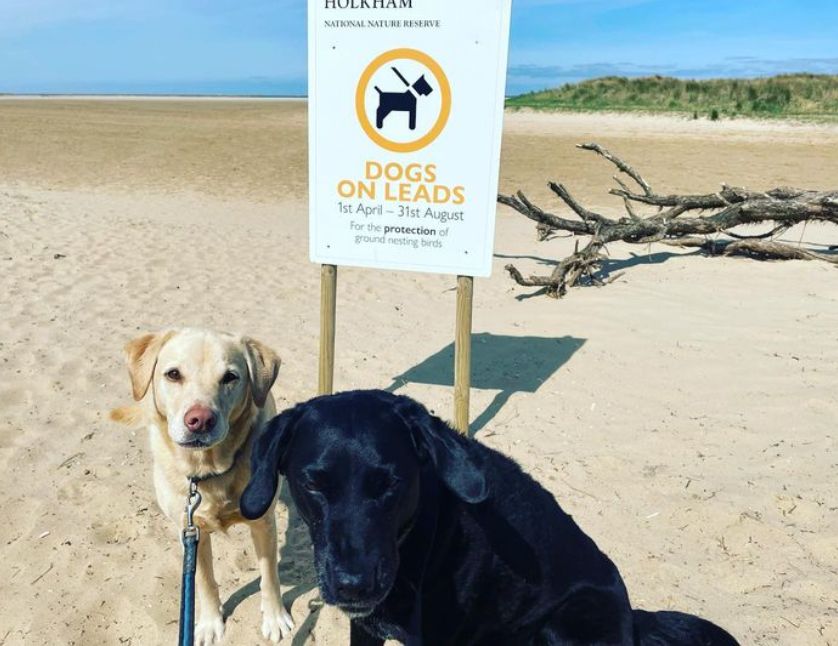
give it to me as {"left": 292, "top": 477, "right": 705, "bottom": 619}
{"left": 393, "top": 396, "right": 489, "bottom": 504}
{"left": 241, "top": 407, "right": 300, "bottom": 520}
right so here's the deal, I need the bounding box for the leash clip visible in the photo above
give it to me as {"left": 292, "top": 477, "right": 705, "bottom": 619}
{"left": 182, "top": 479, "right": 202, "bottom": 545}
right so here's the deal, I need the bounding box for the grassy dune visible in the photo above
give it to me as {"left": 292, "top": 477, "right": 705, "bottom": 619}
{"left": 507, "top": 73, "right": 838, "bottom": 121}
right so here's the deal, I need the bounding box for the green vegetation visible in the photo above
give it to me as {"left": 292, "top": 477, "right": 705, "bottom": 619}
{"left": 506, "top": 74, "right": 838, "bottom": 121}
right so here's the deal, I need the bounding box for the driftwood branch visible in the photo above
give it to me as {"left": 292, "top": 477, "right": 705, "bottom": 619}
{"left": 498, "top": 143, "right": 837, "bottom": 298}
{"left": 578, "top": 143, "right": 654, "bottom": 197}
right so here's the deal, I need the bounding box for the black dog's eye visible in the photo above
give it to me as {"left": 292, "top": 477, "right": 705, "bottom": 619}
{"left": 365, "top": 470, "right": 400, "bottom": 497}
{"left": 301, "top": 471, "right": 328, "bottom": 493}
{"left": 221, "top": 371, "right": 239, "bottom": 385}
{"left": 165, "top": 369, "right": 182, "bottom": 383}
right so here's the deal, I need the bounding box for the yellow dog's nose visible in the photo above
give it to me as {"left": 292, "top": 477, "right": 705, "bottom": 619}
{"left": 184, "top": 405, "right": 217, "bottom": 434}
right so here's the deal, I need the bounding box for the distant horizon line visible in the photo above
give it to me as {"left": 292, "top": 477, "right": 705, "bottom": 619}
{"left": 2, "top": 70, "right": 834, "bottom": 101}
{"left": 0, "top": 92, "right": 308, "bottom": 99}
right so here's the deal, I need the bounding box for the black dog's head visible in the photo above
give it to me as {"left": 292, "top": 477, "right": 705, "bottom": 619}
{"left": 241, "top": 390, "right": 488, "bottom": 617}
{"left": 411, "top": 74, "right": 434, "bottom": 97}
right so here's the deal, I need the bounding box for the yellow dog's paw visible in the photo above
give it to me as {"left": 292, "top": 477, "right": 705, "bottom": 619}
{"left": 195, "top": 614, "right": 225, "bottom": 645}
{"left": 261, "top": 605, "right": 295, "bottom": 642}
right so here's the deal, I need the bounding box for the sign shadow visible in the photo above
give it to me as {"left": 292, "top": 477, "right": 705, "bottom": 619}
{"left": 386, "top": 333, "right": 586, "bottom": 436}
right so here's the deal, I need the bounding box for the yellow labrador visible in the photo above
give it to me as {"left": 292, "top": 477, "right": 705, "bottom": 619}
{"left": 112, "top": 329, "right": 294, "bottom": 644}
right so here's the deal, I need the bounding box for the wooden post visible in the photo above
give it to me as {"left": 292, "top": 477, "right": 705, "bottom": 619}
{"left": 454, "top": 275, "right": 474, "bottom": 434}
{"left": 319, "top": 265, "right": 338, "bottom": 396}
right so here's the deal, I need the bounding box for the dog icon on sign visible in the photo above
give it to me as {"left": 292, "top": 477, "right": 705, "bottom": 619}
{"left": 356, "top": 49, "right": 450, "bottom": 153}
{"left": 374, "top": 67, "right": 435, "bottom": 131}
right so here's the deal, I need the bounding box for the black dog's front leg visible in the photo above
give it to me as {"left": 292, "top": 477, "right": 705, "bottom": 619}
{"left": 351, "top": 620, "right": 385, "bottom": 646}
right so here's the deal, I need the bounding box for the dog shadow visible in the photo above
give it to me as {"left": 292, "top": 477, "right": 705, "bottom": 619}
{"left": 386, "top": 333, "right": 586, "bottom": 437}
{"left": 222, "top": 485, "right": 321, "bottom": 645}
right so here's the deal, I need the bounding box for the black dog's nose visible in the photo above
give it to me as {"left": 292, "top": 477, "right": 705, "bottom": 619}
{"left": 335, "top": 571, "right": 375, "bottom": 601}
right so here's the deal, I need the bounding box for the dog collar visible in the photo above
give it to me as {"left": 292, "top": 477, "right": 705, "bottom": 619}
{"left": 188, "top": 444, "right": 246, "bottom": 485}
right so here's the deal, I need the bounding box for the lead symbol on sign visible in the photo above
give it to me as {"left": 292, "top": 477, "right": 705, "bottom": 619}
{"left": 374, "top": 67, "right": 435, "bottom": 131}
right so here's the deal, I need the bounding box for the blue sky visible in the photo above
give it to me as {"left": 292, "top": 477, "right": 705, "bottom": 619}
{"left": 0, "top": 0, "right": 836, "bottom": 96}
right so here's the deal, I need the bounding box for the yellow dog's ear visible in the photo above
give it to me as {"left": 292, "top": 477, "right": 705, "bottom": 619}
{"left": 124, "top": 331, "right": 174, "bottom": 401}
{"left": 243, "top": 337, "right": 281, "bottom": 408}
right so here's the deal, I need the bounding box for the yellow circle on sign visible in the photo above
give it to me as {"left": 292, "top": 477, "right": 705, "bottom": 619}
{"left": 355, "top": 48, "right": 452, "bottom": 154}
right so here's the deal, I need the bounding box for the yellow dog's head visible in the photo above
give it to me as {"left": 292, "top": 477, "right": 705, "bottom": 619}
{"left": 115, "top": 328, "right": 280, "bottom": 449}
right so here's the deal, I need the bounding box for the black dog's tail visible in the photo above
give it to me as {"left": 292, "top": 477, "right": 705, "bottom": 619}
{"left": 374, "top": 86, "right": 383, "bottom": 94}
{"left": 633, "top": 610, "right": 739, "bottom": 645}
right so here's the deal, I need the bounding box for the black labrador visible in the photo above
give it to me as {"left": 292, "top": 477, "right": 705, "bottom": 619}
{"left": 241, "top": 390, "right": 738, "bottom": 645}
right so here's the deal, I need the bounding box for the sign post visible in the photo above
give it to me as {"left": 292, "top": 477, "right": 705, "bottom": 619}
{"left": 318, "top": 264, "right": 338, "bottom": 396}
{"left": 454, "top": 275, "right": 474, "bottom": 433}
{"left": 309, "top": 0, "right": 513, "bottom": 430}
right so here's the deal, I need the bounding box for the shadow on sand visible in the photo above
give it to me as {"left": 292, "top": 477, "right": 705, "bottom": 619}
{"left": 495, "top": 250, "right": 698, "bottom": 300}
{"left": 386, "top": 332, "right": 586, "bottom": 436}
{"left": 222, "top": 484, "right": 320, "bottom": 645}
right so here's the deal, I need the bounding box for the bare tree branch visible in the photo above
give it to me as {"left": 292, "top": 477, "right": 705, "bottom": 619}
{"left": 498, "top": 144, "right": 837, "bottom": 299}
{"left": 578, "top": 143, "right": 654, "bottom": 196}
{"left": 548, "top": 183, "right": 614, "bottom": 225}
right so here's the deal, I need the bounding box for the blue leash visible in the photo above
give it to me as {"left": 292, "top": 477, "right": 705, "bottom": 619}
{"left": 178, "top": 479, "right": 202, "bottom": 646}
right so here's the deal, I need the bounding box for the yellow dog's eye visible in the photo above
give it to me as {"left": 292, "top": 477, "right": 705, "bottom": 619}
{"left": 165, "top": 369, "right": 182, "bottom": 382}
{"left": 222, "top": 371, "right": 240, "bottom": 385}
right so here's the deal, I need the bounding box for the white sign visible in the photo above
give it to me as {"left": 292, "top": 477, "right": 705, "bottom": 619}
{"left": 309, "top": 0, "right": 513, "bottom": 277}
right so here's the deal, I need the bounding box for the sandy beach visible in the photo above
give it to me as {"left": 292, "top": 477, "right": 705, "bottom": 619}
{"left": 0, "top": 99, "right": 836, "bottom": 645}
